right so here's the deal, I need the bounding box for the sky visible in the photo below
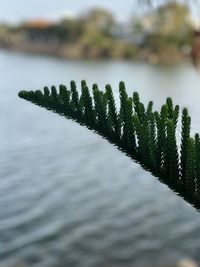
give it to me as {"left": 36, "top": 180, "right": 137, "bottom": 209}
{"left": 1, "top": 0, "right": 200, "bottom": 24}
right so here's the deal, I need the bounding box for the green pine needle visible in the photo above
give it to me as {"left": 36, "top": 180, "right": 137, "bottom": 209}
{"left": 18, "top": 81, "right": 200, "bottom": 211}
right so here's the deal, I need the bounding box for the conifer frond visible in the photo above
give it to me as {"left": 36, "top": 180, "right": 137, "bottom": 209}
{"left": 18, "top": 81, "right": 200, "bottom": 211}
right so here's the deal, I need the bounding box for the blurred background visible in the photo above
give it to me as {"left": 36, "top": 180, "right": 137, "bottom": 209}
{"left": 1, "top": 1, "right": 200, "bottom": 267}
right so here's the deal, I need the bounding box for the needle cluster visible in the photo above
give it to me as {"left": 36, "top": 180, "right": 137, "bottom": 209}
{"left": 18, "top": 81, "right": 200, "bottom": 210}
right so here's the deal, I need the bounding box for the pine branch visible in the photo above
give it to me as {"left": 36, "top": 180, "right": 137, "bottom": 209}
{"left": 180, "top": 108, "right": 191, "bottom": 187}
{"left": 18, "top": 81, "right": 200, "bottom": 211}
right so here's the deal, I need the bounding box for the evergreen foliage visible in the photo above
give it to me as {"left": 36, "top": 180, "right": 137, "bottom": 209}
{"left": 18, "top": 81, "right": 200, "bottom": 211}
{"left": 185, "top": 138, "right": 196, "bottom": 196}
{"left": 195, "top": 133, "right": 200, "bottom": 195}
{"left": 180, "top": 108, "right": 191, "bottom": 187}
{"left": 105, "top": 84, "right": 121, "bottom": 142}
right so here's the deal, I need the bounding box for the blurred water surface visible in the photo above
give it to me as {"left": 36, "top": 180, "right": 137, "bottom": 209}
{"left": 1, "top": 49, "right": 200, "bottom": 267}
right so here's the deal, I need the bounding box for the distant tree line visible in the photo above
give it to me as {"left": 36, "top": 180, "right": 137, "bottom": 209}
{"left": 0, "top": 2, "right": 196, "bottom": 62}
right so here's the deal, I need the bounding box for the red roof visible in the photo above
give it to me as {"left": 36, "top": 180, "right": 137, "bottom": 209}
{"left": 24, "top": 19, "right": 53, "bottom": 29}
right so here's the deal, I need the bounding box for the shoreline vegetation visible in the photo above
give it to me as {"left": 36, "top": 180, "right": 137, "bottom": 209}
{"left": 0, "top": 2, "right": 194, "bottom": 64}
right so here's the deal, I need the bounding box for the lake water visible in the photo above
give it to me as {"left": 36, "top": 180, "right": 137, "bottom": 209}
{"left": 1, "top": 49, "right": 200, "bottom": 267}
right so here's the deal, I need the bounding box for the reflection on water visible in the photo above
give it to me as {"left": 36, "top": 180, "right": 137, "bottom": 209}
{"left": 1, "top": 49, "right": 200, "bottom": 267}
